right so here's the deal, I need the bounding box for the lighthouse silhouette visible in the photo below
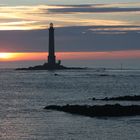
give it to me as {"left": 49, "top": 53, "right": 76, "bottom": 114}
{"left": 48, "top": 23, "right": 56, "bottom": 65}
{"left": 16, "top": 23, "right": 69, "bottom": 70}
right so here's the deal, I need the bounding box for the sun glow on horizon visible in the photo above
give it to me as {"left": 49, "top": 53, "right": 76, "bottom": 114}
{"left": 0, "top": 53, "right": 14, "bottom": 59}
{"left": 0, "top": 50, "right": 140, "bottom": 62}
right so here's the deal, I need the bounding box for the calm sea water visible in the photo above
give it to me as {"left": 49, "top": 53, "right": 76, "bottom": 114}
{"left": 0, "top": 69, "right": 140, "bottom": 140}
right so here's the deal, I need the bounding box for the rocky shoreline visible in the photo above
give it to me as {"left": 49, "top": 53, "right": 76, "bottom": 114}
{"left": 44, "top": 104, "right": 140, "bottom": 117}
{"left": 92, "top": 95, "right": 140, "bottom": 101}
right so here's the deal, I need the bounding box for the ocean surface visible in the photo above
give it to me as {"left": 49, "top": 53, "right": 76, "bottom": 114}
{"left": 0, "top": 69, "right": 140, "bottom": 140}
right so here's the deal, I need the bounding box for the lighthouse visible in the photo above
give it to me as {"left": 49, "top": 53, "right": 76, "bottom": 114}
{"left": 16, "top": 23, "right": 82, "bottom": 70}
{"left": 16, "top": 23, "right": 67, "bottom": 70}
{"left": 48, "top": 23, "right": 56, "bottom": 66}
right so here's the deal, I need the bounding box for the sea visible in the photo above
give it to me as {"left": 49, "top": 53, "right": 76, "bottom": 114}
{"left": 0, "top": 69, "right": 140, "bottom": 140}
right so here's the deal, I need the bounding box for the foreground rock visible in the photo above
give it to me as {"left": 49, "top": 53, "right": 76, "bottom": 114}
{"left": 93, "top": 95, "right": 140, "bottom": 101}
{"left": 44, "top": 104, "right": 140, "bottom": 117}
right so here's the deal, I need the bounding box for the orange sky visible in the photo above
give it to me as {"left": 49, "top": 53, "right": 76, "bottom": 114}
{"left": 0, "top": 50, "right": 140, "bottom": 62}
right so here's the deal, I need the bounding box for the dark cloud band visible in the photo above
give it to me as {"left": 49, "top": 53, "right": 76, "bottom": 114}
{"left": 48, "top": 5, "right": 140, "bottom": 13}
{"left": 0, "top": 26, "right": 140, "bottom": 52}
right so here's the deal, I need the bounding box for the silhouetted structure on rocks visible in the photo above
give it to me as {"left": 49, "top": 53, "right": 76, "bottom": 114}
{"left": 46, "top": 23, "right": 66, "bottom": 69}
{"left": 16, "top": 23, "right": 65, "bottom": 70}
{"left": 16, "top": 23, "right": 85, "bottom": 70}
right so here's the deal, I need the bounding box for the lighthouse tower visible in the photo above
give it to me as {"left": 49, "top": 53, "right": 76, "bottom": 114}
{"left": 48, "top": 23, "right": 56, "bottom": 66}
{"left": 16, "top": 23, "right": 72, "bottom": 70}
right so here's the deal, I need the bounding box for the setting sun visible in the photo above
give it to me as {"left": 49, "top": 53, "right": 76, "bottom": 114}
{"left": 0, "top": 53, "right": 13, "bottom": 59}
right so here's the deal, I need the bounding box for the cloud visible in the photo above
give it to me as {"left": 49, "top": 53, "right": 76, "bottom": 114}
{"left": 0, "top": 3, "right": 139, "bottom": 30}
{"left": 48, "top": 5, "right": 140, "bottom": 13}
{"left": 0, "top": 3, "right": 139, "bottom": 53}
{"left": 46, "top": 2, "right": 140, "bottom": 13}
{"left": 0, "top": 26, "right": 139, "bottom": 52}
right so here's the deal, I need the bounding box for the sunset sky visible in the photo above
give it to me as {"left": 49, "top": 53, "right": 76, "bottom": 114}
{"left": 0, "top": 0, "right": 140, "bottom": 68}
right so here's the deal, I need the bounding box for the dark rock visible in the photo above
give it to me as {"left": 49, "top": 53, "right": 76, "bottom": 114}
{"left": 44, "top": 104, "right": 140, "bottom": 117}
{"left": 93, "top": 95, "right": 140, "bottom": 101}
{"left": 16, "top": 63, "right": 67, "bottom": 70}
{"left": 99, "top": 74, "right": 109, "bottom": 76}
{"left": 16, "top": 62, "right": 86, "bottom": 70}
